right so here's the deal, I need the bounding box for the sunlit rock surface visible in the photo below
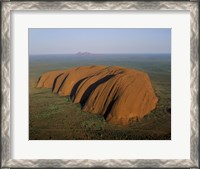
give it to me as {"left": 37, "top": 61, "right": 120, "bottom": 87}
{"left": 36, "top": 65, "right": 158, "bottom": 125}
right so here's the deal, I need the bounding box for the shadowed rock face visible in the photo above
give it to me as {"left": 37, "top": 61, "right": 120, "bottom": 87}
{"left": 36, "top": 65, "right": 158, "bottom": 125}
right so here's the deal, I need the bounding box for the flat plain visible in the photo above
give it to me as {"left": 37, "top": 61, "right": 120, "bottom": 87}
{"left": 29, "top": 54, "right": 171, "bottom": 140}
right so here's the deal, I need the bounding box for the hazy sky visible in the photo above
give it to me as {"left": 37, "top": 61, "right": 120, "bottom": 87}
{"left": 29, "top": 28, "right": 171, "bottom": 55}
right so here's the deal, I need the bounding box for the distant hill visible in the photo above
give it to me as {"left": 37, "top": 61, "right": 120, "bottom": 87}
{"left": 75, "top": 52, "right": 95, "bottom": 56}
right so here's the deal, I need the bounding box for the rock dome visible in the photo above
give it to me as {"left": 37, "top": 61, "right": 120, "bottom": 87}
{"left": 36, "top": 65, "right": 158, "bottom": 125}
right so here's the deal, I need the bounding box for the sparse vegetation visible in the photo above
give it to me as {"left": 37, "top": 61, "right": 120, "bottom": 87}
{"left": 29, "top": 55, "right": 171, "bottom": 140}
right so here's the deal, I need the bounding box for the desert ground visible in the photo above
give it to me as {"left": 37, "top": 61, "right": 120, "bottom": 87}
{"left": 29, "top": 54, "right": 171, "bottom": 140}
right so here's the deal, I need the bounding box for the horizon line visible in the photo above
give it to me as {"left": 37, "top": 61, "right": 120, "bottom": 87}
{"left": 29, "top": 52, "right": 171, "bottom": 56}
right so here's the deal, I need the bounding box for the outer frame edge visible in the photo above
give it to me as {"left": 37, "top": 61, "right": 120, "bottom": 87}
{"left": 1, "top": 1, "right": 199, "bottom": 168}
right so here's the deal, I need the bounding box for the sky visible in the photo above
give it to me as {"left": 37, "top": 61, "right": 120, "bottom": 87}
{"left": 29, "top": 28, "right": 171, "bottom": 55}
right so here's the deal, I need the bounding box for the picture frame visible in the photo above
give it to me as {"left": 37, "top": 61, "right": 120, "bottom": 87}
{"left": 1, "top": 1, "right": 199, "bottom": 168}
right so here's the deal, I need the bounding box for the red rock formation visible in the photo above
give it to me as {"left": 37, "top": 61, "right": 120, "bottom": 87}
{"left": 36, "top": 65, "right": 158, "bottom": 125}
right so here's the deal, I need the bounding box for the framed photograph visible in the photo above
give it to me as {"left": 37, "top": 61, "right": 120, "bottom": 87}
{"left": 1, "top": 0, "right": 199, "bottom": 168}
